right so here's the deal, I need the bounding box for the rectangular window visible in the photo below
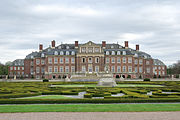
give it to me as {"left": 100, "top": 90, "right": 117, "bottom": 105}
{"left": 117, "top": 66, "right": 121, "bottom": 72}
{"left": 117, "top": 57, "right": 121, "bottom": 63}
{"left": 134, "top": 59, "right": 138, "bottom": 64}
{"left": 135, "top": 67, "right": 138, "bottom": 73}
{"left": 30, "top": 68, "right": 33, "bottom": 74}
{"left": 162, "top": 71, "right": 165, "bottom": 75}
{"left": 48, "top": 58, "right": 52, "bottom": 64}
{"left": 22, "top": 67, "right": 24, "bottom": 70}
{"left": 128, "top": 66, "right": 132, "bottom": 72}
{"left": 111, "top": 66, "right": 115, "bottom": 72}
{"left": 14, "top": 67, "right": 16, "bottom": 70}
{"left": 123, "top": 57, "right": 126, "bottom": 63}
{"left": 36, "top": 67, "right": 40, "bottom": 73}
{"left": 41, "top": 60, "right": 45, "bottom": 65}
{"left": 88, "top": 47, "right": 93, "bottom": 53}
{"left": 111, "top": 57, "right": 115, "bottom": 63}
{"left": 81, "top": 47, "right": 86, "bottom": 53}
{"left": 123, "top": 66, "right": 126, "bottom": 72}
{"left": 54, "top": 58, "right": 58, "bottom": 64}
{"left": 36, "top": 59, "right": 40, "bottom": 65}
{"left": 60, "top": 58, "right": 63, "bottom": 63}
{"left": 147, "top": 67, "right": 150, "bottom": 73}
{"left": 60, "top": 66, "right": 63, "bottom": 73}
{"left": 48, "top": 66, "right": 52, "bottom": 73}
{"left": 54, "top": 66, "right": 58, "bottom": 73}
{"left": 139, "top": 67, "right": 142, "bottom": 73}
{"left": 71, "top": 58, "right": 75, "bottom": 63}
{"left": 146, "top": 61, "right": 150, "bottom": 65}
{"left": 10, "top": 67, "right": 13, "bottom": 70}
{"left": 106, "top": 58, "right": 109, "bottom": 63}
{"left": 71, "top": 66, "right": 75, "bottom": 72}
{"left": 18, "top": 67, "right": 20, "bottom": 70}
{"left": 95, "top": 66, "right": 99, "bottom": 72}
{"left": 139, "top": 59, "right": 143, "bottom": 65}
{"left": 128, "top": 57, "right": 132, "bottom": 63}
{"left": 65, "top": 66, "right": 69, "bottom": 73}
{"left": 41, "top": 67, "right": 45, "bottom": 73}
{"left": 65, "top": 57, "right": 69, "bottom": 63}
{"left": 82, "top": 66, "right": 86, "bottom": 72}
{"left": 95, "top": 47, "right": 100, "bottom": 52}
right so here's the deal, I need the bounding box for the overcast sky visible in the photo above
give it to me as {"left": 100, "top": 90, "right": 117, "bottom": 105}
{"left": 0, "top": 0, "right": 180, "bottom": 66}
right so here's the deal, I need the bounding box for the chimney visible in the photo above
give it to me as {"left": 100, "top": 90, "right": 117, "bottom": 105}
{"left": 51, "top": 40, "right": 55, "bottom": 49}
{"left": 125, "top": 41, "right": 129, "bottom": 49}
{"left": 102, "top": 41, "right": 106, "bottom": 48}
{"left": 136, "top": 44, "right": 139, "bottom": 51}
{"left": 75, "top": 41, "right": 78, "bottom": 48}
{"left": 39, "top": 44, "right": 43, "bottom": 52}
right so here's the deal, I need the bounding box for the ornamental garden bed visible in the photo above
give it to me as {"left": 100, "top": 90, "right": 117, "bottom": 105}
{"left": 0, "top": 81, "right": 180, "bottom": 104}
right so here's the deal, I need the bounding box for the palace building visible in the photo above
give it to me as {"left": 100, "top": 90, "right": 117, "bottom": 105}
{"left": 8, "top": 40, "right": 167, "bottom": 79}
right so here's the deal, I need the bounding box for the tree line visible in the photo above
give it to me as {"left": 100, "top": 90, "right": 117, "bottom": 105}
{"left": 167, "top": 60, "right": 180, "bottom": 76}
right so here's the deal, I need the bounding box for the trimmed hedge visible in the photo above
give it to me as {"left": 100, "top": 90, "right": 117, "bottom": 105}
{"left": 0, "top": 93, "right": 41, "bottom": 99}
{"left": 0, "top": 98, "right": 180, "bottom": 104}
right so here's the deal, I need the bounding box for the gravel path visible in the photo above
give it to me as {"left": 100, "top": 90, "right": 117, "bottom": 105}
{"left": 0, "top": 112, "right": 180, "bottom": 120}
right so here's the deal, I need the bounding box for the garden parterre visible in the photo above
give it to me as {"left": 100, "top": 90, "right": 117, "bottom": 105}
{"left": 0, "top": 81, "right": 180, "bottom": 104}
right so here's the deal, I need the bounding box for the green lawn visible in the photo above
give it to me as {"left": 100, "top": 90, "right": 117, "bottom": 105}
{"left": 0, "top": 104, "right": 179, "bottom": 113}
{"left": 51, "top": 84, "right": 163, "bottom": 87}
{"left": 19, "top": 95, "right": 73, "bottom": 99}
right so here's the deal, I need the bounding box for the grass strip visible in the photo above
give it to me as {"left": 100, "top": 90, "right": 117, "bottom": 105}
{"left": 0, "top": 104, "right": 180, "bottom": 113}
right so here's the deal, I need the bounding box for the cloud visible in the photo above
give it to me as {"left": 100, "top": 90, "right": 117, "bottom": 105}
{"left": 0, "top": 0, "right": 180, "bottom": 66}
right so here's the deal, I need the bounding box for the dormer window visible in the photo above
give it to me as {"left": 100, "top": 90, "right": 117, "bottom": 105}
{"left": 71, "top": 51, "right": 75, "bottom": 55}
{"left": 111, "top": 45, "right": 114, "bottom": 49}
{"left": 134, "top": 53, "right": 138, "bottom": 57}
{"left": 122, "top": 51, "right": 126, "bottom": 55}
{"left": 31, "top": 56, "right": 34, "bottom": 59}
{"left": 106, "top": 51, "right": 109, "bottom": 55}
{"left": 66, "top": 46, "right": 69, "bottom": 49}
{"left": 48, "top": 49, "right": 51, "bottom": 52}
{"left": 58, "top": 46, "right": 61, "bottom": 49}
{"left": 66, "top": 51, "right": 69, "bottom": 55}
{"left": 41, "top": 53, "right": 45, "bottom": 57}
{"left": 54, "top": 51, "right": 58, "bottom": 55}
{"left": 119, "top": 46, "right": 122, "bottom": 48}
{"left": 60, "top": 51, "right": 64, "bottom": 55}
{"left": 117, "top": 51, "right": 121, "bottom": 55}
{"left": 111, "top": 51, "right": 115, "bottom": 55}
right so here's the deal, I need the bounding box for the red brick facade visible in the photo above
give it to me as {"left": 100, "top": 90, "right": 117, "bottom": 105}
{"left": 9, "top": 40, "right": 167, "bottom": 79}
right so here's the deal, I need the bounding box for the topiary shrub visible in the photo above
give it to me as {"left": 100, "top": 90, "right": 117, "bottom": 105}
{"left": 144, "top": 78, "right": 150, "bottom": 81}
{"left": 139, "top": 75, "right": 142, "bottom": 79}
{"left": 84, "top": 94, "right": 92, "bottom": 98}
{"left": 43, "top": 79, "right": 49, "bottom": 82}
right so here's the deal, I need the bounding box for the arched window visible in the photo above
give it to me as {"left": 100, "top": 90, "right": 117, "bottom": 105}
{"left": 41, "top": 53, "right": 45, "bottom": 57}
{"left": 60, "top": 51, "right": 64, "bottom": 55}
{"left": 66, "top": 51, "right": 69, "bottom": 55}
{"left": 112, "top": 51, "right": 115, "bottom": 55}
{"left": 117, "top": 51, "right": 121, "bottom": 55}
{"left": 54, "top": 51, "right": 58, "bottom": 55}
{"left": 106, "top": 51, "right": 109, "bottom": 55}
{"left": 122, "top": 51, "right": 126, "bottom": 55}
{"left": 71, "top": 51, "right": 75, "bottom": 55}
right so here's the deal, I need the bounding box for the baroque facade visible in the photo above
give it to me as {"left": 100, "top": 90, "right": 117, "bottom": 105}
{"left": 9, "top": 40, "right": 167, "bottom": 79}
